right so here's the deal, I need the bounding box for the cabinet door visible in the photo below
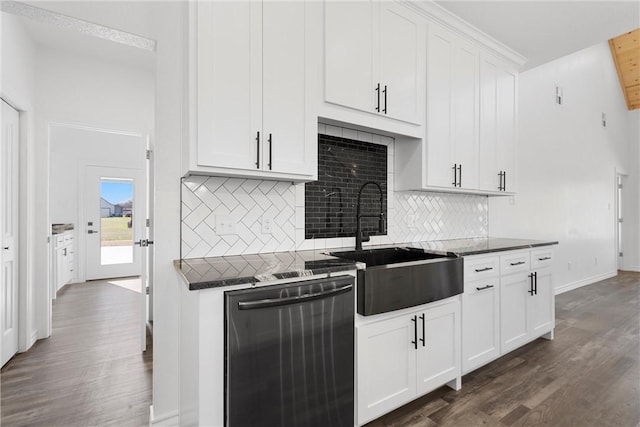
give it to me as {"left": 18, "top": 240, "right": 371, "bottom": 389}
{"left": 478, "top": 55, "right": 498, "bottom": 191}
{"left": 357, "top": 315, "right": 417, "bottom": 425}
{"left": 500, "top": 273, "right": 530, "bottom": 353}
{"left": 262, "top": 1, "right": 310, "bottom": 175}
{"left": 416, "top": 300, "right": 460, "bottom": 396}
{"left": 425, "top": 24, "right": 455, "bottom": 188}
{"left": 479, "top": 55, "right": 516, "bottom": 192}
{"left": 529, "top": 268, "right": 554, "bottom": 336}
{"left": 378, "top": 2, "right": 424, "bottom": 125}
{"left": 452, "top": 38, "right": 479, "bottom": 189}
{"left": 56, "top": 248, "right": 65, "bottom": 292}
{"left": 325, "top": 0, "right": 375, "bottom": 114}
{"left": 462, "top": 280, "right": 500, "bottom": 374}
{"left": 495, "top": 65, "right": 516, "bottom": 191}
{"left": 197, "top": 1, "right": 261, "bottom": 170}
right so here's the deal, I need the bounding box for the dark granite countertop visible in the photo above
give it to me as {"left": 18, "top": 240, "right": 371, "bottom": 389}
{"left": 176, "top": 237, "right": 557, "bottom": 290}
{"left": 52, "top": 223, "right": 74, "bottom": 234}
{"left": 176, "top": 250, "right": 362, "bottom": 290}
{"left": 408, "top": 237, "right": 558, "bottom": 256}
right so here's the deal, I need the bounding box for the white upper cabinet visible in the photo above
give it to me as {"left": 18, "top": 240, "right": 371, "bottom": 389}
{"left": 324, "top": 1, "right": 375, "bottom": 115}
{"left": 324, "top": 0, "right": 425, "bottom": 126}
{"left": 425, "top": 23, "right": 478, "bottom": 190}
{"left": 479, "top": 53, "right": 517, "bottom": 192}
{"left": 189, "top": 1, "right": 315, "bottom": 181}
{"left": 395, "top": 17, "right": 522, "bottom": 196}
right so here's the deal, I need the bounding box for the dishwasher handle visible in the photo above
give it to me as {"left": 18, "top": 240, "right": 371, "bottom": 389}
{"left": 237, "top": 283, "right": 353, "bottom": 310}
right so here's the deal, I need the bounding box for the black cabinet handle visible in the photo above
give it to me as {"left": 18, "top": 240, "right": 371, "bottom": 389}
{"left": 503, "top": 171, "right": 507, "bottom": 191}
{"left": 452, "top": 164, "right": 458, "bottom": 187}
{"left": 458, "top": 164, "right": 462, "bottom": 187}
{"left": 383, "top": 84, "right": 387, "bottom": 114}
{"left": 528, "top": 273, "right": 535, "bottom": 295}
{"left": 476, "top": 284, "right": 494, "bottom": 291}
{"left": 474, "top": 267, "right": 493, "bottom": 272}
{"left": 498, "top": 171, "right": 505, "bottom": 191}
{"left": 411, "top": 315, "right": 417, "bottom": 349}
{"left": 419, "top": 313, "right": 425, "bottom": 347}
{"left": 510, "top": 261, "right": 525, "bottom": 266}
{"left": 538, "top": 256, "right": 551, "bottom": 261}
{"left": 534, "top": 272, "right": 538, "bottom": 295}
{"left": 268, "top": 133, "right": 272, "bottom": 170}
{"left": 255, "top": 131, "right": 260, "bottom": 169}
{"left": 375, "top": 83, "right": 380, "bottom": 112}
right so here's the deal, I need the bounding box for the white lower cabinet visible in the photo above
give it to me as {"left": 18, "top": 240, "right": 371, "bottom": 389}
{"left": 500, "top": 249, "right": 554, "bottom": 354}
{"left": 461, "top": 277, "right": 500, "bottom": 374}
{"left": 52, "top": 231, "right": 74, "bottom": 297}
{"left": 356, "top": 298, "right": 460, "bottom": 425}
{"left": 462, "top": 247, "right": 555, "bottom": 375}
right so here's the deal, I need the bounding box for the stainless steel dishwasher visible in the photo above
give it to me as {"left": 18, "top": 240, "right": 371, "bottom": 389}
{"left": 225, "top": 275, "right": 354, "bottom": 427}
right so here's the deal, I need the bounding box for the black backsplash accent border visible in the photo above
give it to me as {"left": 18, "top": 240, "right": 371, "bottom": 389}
{"left": 305, "top": 134, "right": 387, "bottom": 240}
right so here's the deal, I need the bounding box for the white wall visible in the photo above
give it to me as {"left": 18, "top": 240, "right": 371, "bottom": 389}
{"left": 625, "top": 110, "right": 640, "bottom": 271}
{"left": 489, "top": 42, "right": 638, "bottom": 293}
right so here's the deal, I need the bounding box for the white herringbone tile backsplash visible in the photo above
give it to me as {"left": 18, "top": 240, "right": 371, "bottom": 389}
{"left": 181, "top": 176, "right": 296, "bottom": 258}
{"left": 181, "top": 126, "right": 488, "bottom": 258}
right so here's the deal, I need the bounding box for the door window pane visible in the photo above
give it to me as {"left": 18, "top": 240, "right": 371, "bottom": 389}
{"left": 100, "top": 179, "right": 134, "bottom": 265}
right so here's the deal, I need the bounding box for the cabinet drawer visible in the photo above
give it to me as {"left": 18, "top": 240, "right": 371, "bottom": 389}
{"left": 464, "top": 279, "right": 499, "bottom": 296}
{"left": 500, "top": 251, "right": 530, "bottom": 275}
{"left": 530, "top": 247, "right": 554, "bottom": 270}
{"left": 464, "top": 255, "right": 499, "bottom": 281}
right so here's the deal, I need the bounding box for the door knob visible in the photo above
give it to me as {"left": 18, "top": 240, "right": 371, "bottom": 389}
{"left": 3, "top": 246, "right": 8, "bottom": 250}
{"left": 87, "top": 230, "right": 98, "bottom": 234}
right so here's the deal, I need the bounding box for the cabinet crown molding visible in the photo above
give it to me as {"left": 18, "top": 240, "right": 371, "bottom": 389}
{"left": 406, "top": 0, "right": 527, "bottom": 69}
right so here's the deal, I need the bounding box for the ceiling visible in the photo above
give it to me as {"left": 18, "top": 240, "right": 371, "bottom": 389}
{"left": 435, "top": 1, "right": 640, "bottom": 71}
{"left": 2, "top": 0, "right": 155, "bottom": 72}
{"left": 20, "top": 17, "right": 156, "bottom": 71}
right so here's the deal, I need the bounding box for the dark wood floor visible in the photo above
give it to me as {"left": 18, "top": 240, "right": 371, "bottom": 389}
{"left": 367, "top": 271, "right": 640, "bottom": 427}
{"left": 2, "top": 273, "right": 638, "bottom": 427}
{"left": 1, "top": 280, "right": 152, "bottom": 427}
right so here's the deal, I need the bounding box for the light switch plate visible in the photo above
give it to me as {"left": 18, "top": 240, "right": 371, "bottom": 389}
{"left": 215, "top": 214, "right": 236, "bottom": 235}
{"left": 262, "top": 214, "right": 273, "bottom": 234}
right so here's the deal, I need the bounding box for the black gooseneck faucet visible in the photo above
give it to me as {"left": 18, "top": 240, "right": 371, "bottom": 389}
{"left": 355, "top": 181, "right": 386, "bottom": 250}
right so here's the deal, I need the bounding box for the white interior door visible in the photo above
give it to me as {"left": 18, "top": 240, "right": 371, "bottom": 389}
{"left": 1, "top": 100, "right": 20, "bottom": 367}
{"left": 85, "top": 165, "right": 143, "bottom": 280}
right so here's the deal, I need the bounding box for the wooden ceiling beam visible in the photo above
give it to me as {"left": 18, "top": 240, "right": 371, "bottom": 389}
{"left": 609, "top": 28, "right": 640, "bottom": 111}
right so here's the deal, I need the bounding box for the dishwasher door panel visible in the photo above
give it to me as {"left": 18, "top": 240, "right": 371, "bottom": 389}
{"left": 225, "top": 275, "right": 354, "bottom": 427}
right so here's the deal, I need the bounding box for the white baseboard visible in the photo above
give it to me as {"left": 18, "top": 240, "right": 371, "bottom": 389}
{"left": 29, "top": 330, "right": 38, "bottom": 347}
{"left": 620, "top": 266, "right": 640, "bottom": 272}
{"left": 149, "top": 405, "right": 179, "bottom": 427}
{"left": 555, "top": 270, "right": 618, "bottom": 295}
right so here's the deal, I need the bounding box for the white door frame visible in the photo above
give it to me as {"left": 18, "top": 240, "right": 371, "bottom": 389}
{"left": 615, "top": 170, "right": 627, "bottom": 271}
{"left": 1, "top": 99, "right": 20, "bottom": 366}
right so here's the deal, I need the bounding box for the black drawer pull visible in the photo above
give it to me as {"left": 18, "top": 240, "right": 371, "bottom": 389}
{"left": 474, "top": 267, "right": 493, "bottom": 272}
{"left": 476, "top": 284, "right": 494, "bottom": 291}
{"left": 419, "top": 313, "right": 425, "bottom": 347}
{"left": 510, "top": 261, "right": 525, "bottom": 266}
{"left": 538, "top": 256, "right": 551, "bottom": 261}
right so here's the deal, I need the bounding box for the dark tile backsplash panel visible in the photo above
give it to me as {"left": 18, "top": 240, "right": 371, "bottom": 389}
{"left": 305, "top": 134, "right": 387, "bottom": 239}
